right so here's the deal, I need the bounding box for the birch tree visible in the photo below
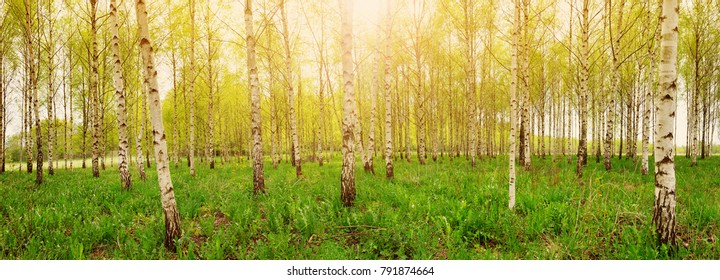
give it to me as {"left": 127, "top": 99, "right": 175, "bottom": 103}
{"left": 0, "top": 8, "right": 6, "bottom": 174}
{"left": 135, "top": 0, "right": 182, "bottom": 251}
{"left": 652, "top": 0, "right": 677, "bottom": 248}
{"left": 642, "top": 0, "right": 660, "bottom": 176}
{"left": 577, "top": 0, "right": 590, "bottom": 178}
{"left": 280, "top": 0, "right": 302, "bottom": 177}
{"left": 508, "top": 0, "right": 520, "bottom": 209}
{"left": 189, "top": 0, "right": 197, "bottom": 177}
{"left": 520, "top": 0, "right": 531, "bottom": 171}
{"left": 90, "top": 0, "right": 100, "bottom": 178}
{"left": 45, "top": 0, "right": 56, "bottom": 176}
{"left": 340, "top": 0, "right": 356, "bottom": 206}
{"left": 365, "top": 33, "right": 379, "bottom": 175}
{"left": 110, "top": 0, "right": 131, "bottom": 190}
{"left": 245, "top": 0, "right": 265, "bottom": 194}
{"left": 384, "top": 0, "right": 394, "bottom": 179}
{"left": 23, "top": 0, "right": 42, "bottom": 184}
{"left": 206, "top": 2, "right": 216, "bottom": 169}
{"left": 411, "top": 0, "right": 427, "bottom": 165}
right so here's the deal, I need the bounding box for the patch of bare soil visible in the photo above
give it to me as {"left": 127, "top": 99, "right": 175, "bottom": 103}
{"left": 213, "top": 211, "right": 230, "bottom": 227}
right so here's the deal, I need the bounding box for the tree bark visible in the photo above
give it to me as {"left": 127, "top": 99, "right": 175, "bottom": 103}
{"left": 0, "top": 38, "right": 4, "bottom": 173}
{"left": 25, "top": 46, "right": 33, "bottom": 173}
{"left": 171, "top": 45, "right": 179, "bottom": 168}
{"left": 245, "top": 0, "right": 265, "bottom": 194}
{"left": 317, "top": 44, "right": 325, "bottom": 166}
{"left": 384, "top": 1, "right": 394, "bottom": 179}
{"left": 413, "top": 0, "right": 426, "bottom": 165}
{"left": 135, "top": 0, "right": 182, "bottom": 251}
{"left": 69, "top": 50, "right": 73, "bottom": 171}
{"left": 24, "top": 0, "right": 42, "bottom": 184}
{"left": 206, "top": 5, "right": 216, "bottom": 170}
{"left": 520, "top": 0, "right": 531, "bottom": 171}
{"left": 603, "top": 0, "right": 625, "bottom": 171}
{"left": 652, "top": 0, "right": 677, "bottom": 249}
{"left": 365, "top": 33, "right": 379, "bottom": 174}
{"left": 188, "top": 0, "right": 197, "bottom": 177}
{"left": 340, "top": 0, "right": 356, "bottom": 207}
{"left": 643, "top": 0, "right": 661, "bottom": 176}
{"left": 135, "top": 58, "right": 147, "bottom": 181}
{"left": 463, "top": 0, "right": 477, "bottom": 168}
{"left": 690, "top": 34, "right": 700, "bottom": 166}
{"left": 46, "top": 1, "right": 55, "bottom": 176}
{"left": 110, "top": 0, "right": 132, "bottom": 190}
{"left": 280, "top": 0, "right": 301, "bottom": 177}
{"left": 577, "top": 0, "right": 589, "bottom": 178}
{"left": 509, "top": 0, "right": 520, "bottom": 209}
{"left": 90, "top": 0, "right": 100, "bottom": 178}
{"left": 0, "top": 54, "right": 3, "bottom": 173}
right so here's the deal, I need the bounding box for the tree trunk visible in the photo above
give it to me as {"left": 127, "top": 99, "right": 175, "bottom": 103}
{"left": 413, "top": 2, "right": 426, "bottom": 165}
{"left": 62, "top": 49, "right": 68, "bottom": 170}
{"left": 577, "top": 0, "right": 589, "bottom": 178}
{"left": 245, "top": 0, "right": 265, "bottom": 194}
{"left": 47, "top": 1, "right": 55, "bottom": 176}
{"left": 521, "top": 0, "right": 530, "bottom": 171}
{"left": 135, "top": 0, "right": 182, "bottom": 251}
{"left": 340, "top": 0, "right": 356, "bottom": 207}
{"left": 110, "top": 0, "right": 132, "bottom": 190}
{"left": 69, "top": 50, "right": 73, "bottom": 171}
{"left": 82, "top": 66, "right": 87, "bottom": 170}
{"left": 21, "top": 51, "right": 27, "bottom": 173}
{"left": 25, "top": 47, "right": 33, "bottom": 173}
{"left": 652, "top": 0, "right": 677, "bottom": 249}
{"left": 365, "top": 33, "right": 379, "bottom": 174}
{"left": 206, "top": 5, "right": 215, "bottom": 170}
{"left": 354, "top": 75, "right": 366, "bottom": 168}
{"left": 24, "top": 0, "right": 42, "bottom": 184}
{"left": 690, "top": 42, "right": 699, "bottom": 166}
{"left": 188, "top": 0, "right": 197, "bottom": 177}
{"left": 135, "top": 82, "right": 147, "bottom": 181}
{"left": 317, "top": 47, "right": 325, "bottom": 166}
{"left": 135, "top": 54, "right": 147, "bottom": 180}
{"left": 384, "top": 1, "right": 394, "bottom": 179}
{"left": 90, "top": 0, "right": 100, "bottom": 178}
{"left": 0, "top": 41, "right": 4, "bottom": 173}
{"left": 100, "top": 39, "right": 108, "bottom": 172}
{"left": 269, "top": 41, "right": 278, "bottom": 170}
{"left": 604, "top": 0, "right": 625, "bottom": 171}
{"left": 143, "top": 74, "right": 151, "bottom": 168}
{"left": 280, "top": 0, "right": 301, "bottom": 177}
{"left": 509, "top": 0, "right": 520, "bottom": 210}
{"left": 171, "top": 46, "right": 179, "bottom": 168}
{"left": 0, "top": 37, "right": 5, "bottom": 174}
{"left": 642, "top": 63, "right": 654, "bottom": 175}
{"left": 464, "top": 0, "right": 477, "bottom": 168}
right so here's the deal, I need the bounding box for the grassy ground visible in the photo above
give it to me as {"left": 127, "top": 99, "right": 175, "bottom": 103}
{"left": 0, "top": 154, "right": 718, "bottom": 259}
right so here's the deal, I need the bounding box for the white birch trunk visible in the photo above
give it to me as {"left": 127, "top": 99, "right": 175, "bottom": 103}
{"left": 245, "top": 0, "right": 265, "bottom": 194}
{"left": 652, "top": 0, "right": 677, "bottom": 248}
{"left": 110, "top": 0, "right": 132, "bottom": 189}
{"left": 189, "top": 0, "right": 196, "bottom": 177}
{"left": 281, "top": 0, "right": 302, "bottom": 177}
{"left": 509, "top": 0, "right": 520, "bottom": 210}
{"left": 384, "top": 1, "right": 394, "bottom": 179}
{"left": 577, "top": 0, "right": 590, "bottom": 178}
{"left": 340, "top": 0, "right": 356, "bottom": 206}
{"left": 135, "top": 0, "right": 182, "bottom": 251}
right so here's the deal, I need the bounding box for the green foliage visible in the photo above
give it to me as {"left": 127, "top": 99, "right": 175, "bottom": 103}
{"left": 1, "top": 156, "right": 718, "bottom": 259}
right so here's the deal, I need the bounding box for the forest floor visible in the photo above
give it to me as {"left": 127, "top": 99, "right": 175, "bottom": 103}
{"left": 0, "top": 154, "right": 718, "bottom": 259}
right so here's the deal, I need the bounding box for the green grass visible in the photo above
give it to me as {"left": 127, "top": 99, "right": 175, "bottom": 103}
{"left": 0, "top": 154, "right": 718, "bottom": 259}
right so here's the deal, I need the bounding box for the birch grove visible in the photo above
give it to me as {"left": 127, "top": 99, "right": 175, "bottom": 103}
{"left": 1, "top": 0, "right": 717, "bottom": 256}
